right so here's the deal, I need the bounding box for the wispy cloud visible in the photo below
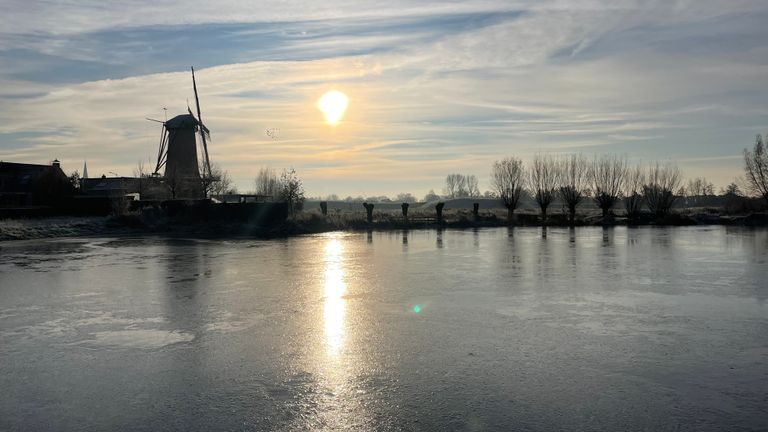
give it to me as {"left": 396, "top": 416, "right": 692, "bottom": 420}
{"left": 1, "top": 0, "right": 767, "bottom": 195}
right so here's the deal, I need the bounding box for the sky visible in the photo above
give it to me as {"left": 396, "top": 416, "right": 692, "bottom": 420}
{"left": 1, "top": 0, "right": 767, "bottom": 198}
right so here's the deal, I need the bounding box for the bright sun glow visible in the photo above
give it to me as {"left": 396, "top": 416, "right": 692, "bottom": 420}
{"left": 317, "top": 90, "right": 348, "bottom": 125}
{"left": 324, "top": 238, "right": 346, "bottom": 355}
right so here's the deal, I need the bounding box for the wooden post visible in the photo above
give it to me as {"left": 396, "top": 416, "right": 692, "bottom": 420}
{"left": 320, "top": 201, "right": 328, "bottom": 216}
{"left": 401, "top": 202, "right": 409, "bottom": 223}
{"left": 473, "top": 202, "right": 479, "bottom": 220}
{"left": 435, "top": 202, "right": 445, "bottom": 224}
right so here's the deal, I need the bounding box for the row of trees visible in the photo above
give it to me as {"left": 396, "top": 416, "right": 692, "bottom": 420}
{"left": 491, "top": 154, "right": 684, "bottom": 223}
{"left": 443, "top": 174, "right": 481, "bottom": 198}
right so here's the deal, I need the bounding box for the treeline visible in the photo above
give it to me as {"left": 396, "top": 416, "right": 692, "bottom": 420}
{"left": 489, "top": 154, "right": 688, "bottom": 223}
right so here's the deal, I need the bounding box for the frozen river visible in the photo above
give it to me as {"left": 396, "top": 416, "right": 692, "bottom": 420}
{"left": 1, "top": 227, "right": 766, "bottom": 431}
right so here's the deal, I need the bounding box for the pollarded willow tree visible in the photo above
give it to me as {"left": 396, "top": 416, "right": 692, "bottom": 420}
{"left": 490, "top": 157, "right": 526, "bottom": 222}
{"left": 529, "top": 153, "right": 560, "bottom": 221}
{"left": 743, "top": 134, "right": 768, "bottom": 205}
{"left": 557, "top": 154, "right": 589, "bottom": 225}
{"left": 590, "top": 155, "right": 627, "bottom": 218}
{"left": 623, "top": 164, "right": 645, "bottom": 220}
{"left": 643, "top": 162, "right": 682, "bottom": 217}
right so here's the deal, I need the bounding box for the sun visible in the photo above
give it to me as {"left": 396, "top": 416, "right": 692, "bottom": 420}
{"left": 317, "top": 90, "right": 348, "bottom": 125}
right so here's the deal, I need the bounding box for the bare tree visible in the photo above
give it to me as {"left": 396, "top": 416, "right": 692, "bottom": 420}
{"left": 529, "top": 154, "right": 560, "bottom": 221}
{"left": 133, "top": 160, "right": 147, "bottom": 198}
{"left": 208, "top": 163, "right": 235, "bottom": 196}
{"left": 687, "top": 177, "right": 715, "bottom": 196}
{"left": 165, "top": 166, "right": 179, "bottom": 199}
{"left": 590, "top": 155, "right": 626, "bottom": 218}
{"left": 643, "top": 162, "right": 682, "bottom": 217}
{"left": 466, "top": 175, "right": 480, "bottom": 197}
{"left": 444, "top": 174, "right": 469, "bottom": 198}
{"left": 254, "top": 167, "right": 281, "bottom": 199}
{"left": 199, "top": 162, "right": 234, "bottom": 198}
{"left": 557, "top": 154, "right": 589, "bottom": 225}
{"left": 444, "top": 174, "right": 460, "bottom": 198}
{"left": 720, "top": 182, "right": 740, "bottom": 196}
{"left": 396, "top": 192, "right": 417, "bottom": 203}
{"left": 743, "top": 134, "right": 768, "bottom": 204}
{"left": 280, "top": 168, "right": 305, "bottom": 215}
{"left": 491, "top": 157, "right": 526, "bottom": 221}
{"left": 623, "top": 164, "right": 645, "bottom": 220}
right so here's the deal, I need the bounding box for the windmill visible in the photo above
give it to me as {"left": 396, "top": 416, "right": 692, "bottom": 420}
{"left": 151, "top": 66, "right": 215, "bottom": 198}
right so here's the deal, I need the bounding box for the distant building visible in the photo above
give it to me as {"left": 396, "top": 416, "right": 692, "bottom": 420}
{"left": 81, "top": 176, "right": 140, "bottom": 198}
{"left": 0, "top": 160, "right": 75, "bottom": 207}
{"left": 80, "top": 175, "right": 172, "bottom": 201}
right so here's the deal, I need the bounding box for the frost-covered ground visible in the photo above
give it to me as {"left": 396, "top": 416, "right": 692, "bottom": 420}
{"left": 0, "top": 217, "right": 113, "bottom": 241}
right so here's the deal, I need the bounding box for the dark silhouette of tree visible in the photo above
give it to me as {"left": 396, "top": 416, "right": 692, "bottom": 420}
{"left": 590, "top": 155, "right": 626, "bottom": 218}
{"left": 68, "top": 170, "right": 81, "bottom": 190}
{"left": 165, "top": 166, "right": 179, "bottom": 199}
{"left": 401, "top": 202, "right": 409, "bottom": 222}
{"left": 529, "top": 154, "right": 560, "bottom": 221}
{"left": 643, "top": 162, "right": 682, "bottom": 217}
{"left": 721, "top": 182, "right": 741, "bottom": 196}
{"left": 743, "top": 134, "right": 768, "bottom": 204}
{"left": 623, "top": 164, "right": 645, "bottom": 220}
{"left": 204, "top": 162, "right": 234, "bottom": 197}
{"left": 490, "top": 157, "right": 526, "bottom": 222}
{"left": 687, "top": 177, "right": 715, "bottom": 196}
{"left": 557, "top": 154, "right": 588, "bottom": 225}
{"left": 280, "top": 168, "right": 305, "bottom": 215}
{"left": 198, "top": 161, "right": 234, "bottom": 198}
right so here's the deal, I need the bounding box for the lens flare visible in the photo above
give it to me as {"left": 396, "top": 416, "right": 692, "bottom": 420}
{"left": 318, "top": 90, "right": 348, "bottom": 125}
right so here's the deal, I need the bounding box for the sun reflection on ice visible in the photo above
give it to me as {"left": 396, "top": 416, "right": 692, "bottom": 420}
{"left": 323, "top": 238, "right": 346, "bottom": 355}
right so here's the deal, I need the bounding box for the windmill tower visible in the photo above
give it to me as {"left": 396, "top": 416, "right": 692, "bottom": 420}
{"left": 152, "top": 67, "right": 213, "bottom": 199}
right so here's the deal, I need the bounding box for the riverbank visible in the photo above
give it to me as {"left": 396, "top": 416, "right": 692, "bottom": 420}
{"left": 2, "top": 211, "right": 768, "bottom": 242}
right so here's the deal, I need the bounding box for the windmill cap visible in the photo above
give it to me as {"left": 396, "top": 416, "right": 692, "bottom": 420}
{"left": 165, "top": 114, "right": 207, "bottom": 131}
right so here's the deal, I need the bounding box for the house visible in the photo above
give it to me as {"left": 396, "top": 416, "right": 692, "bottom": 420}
{"left": 0, "top": 160, "right": 75, "bottom": 207}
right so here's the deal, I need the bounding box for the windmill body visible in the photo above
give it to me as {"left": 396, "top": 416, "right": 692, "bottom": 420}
{"left": 164, "top": 114, "right": 202, "bottom": 180}
{"left": 151, "top": 67, "right": 212, "bottom": 199}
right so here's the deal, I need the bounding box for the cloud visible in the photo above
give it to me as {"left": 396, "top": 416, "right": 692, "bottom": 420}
{"left": 1, "top": 1, "right": 768, "bottom": 195}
